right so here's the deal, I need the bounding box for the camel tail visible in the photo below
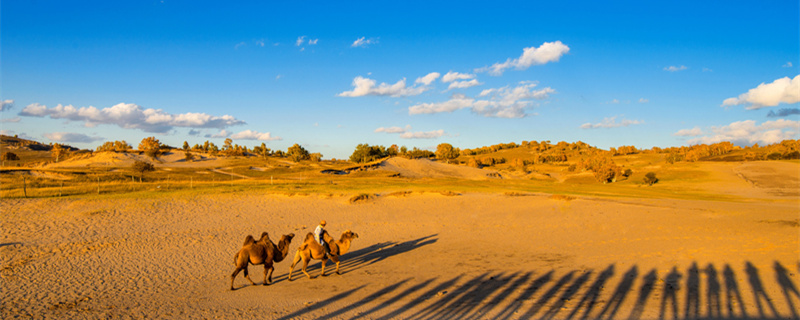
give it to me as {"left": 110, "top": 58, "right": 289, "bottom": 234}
{"left": 243, "top": 235, "right": 256, "bottom": 246}
{"left": 233, "top": 252, "right": 239, "bottom": 266}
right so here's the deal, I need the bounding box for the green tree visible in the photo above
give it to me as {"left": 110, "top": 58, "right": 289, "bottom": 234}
{"left": 132, "top": 160, "right": 155, "bottom": 182}
{"left": 287, "top": 143, "right": 310, "bottom": 162}
{"left": 182, "top": 141, "right": 190, "bottom": 150}
{"left": 643, "top": 172, "right": 658, "bottom": 186}
{"left": 350, "top": 144, "right": 385, "bottom": 163}
{"left": 435, "top": 143, "right": 460, "bottom": 164}
{"left": 138, "top": 137, "right": 161, "bottom": 159}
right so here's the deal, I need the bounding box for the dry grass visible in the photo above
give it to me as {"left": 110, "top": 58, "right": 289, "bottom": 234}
{"left": 550, "top": 194, "right": 577, "bottom": 201}
{"left": 349, "top": 193, "right": 376, "bottom": 204}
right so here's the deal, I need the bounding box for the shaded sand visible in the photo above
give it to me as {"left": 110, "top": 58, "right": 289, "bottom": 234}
{"left": 2, "top": 191, "right": 798, "bottom": 319}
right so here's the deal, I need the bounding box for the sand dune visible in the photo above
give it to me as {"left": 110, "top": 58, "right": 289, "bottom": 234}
{"left": 379, "top": 157, "right": 500, "bottom": 180}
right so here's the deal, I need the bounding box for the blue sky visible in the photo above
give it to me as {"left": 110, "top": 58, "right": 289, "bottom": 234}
{"left": 1, "top": 0, "right": 798, "bottom": 159}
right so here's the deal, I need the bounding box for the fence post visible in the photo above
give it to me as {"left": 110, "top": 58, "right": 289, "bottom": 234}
{"left": 23, "top": 176, "right": 27, "bottom": 198}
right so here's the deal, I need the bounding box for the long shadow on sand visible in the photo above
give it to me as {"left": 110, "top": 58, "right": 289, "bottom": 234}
{"left": 272, "top": 234, "right": 438, "bottom": 284}
{"left": 277, "top": 260, "right": 800, "bottom": 320}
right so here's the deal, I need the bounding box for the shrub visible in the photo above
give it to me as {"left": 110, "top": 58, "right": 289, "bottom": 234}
{"left": 1, "top": 152, "right": 19, "bottom": 161}
{"left": 643, "top": 172, "right": 658, "bottom": 186}
{"left": 132, "top": 160, "right": 155, "bottom": 182}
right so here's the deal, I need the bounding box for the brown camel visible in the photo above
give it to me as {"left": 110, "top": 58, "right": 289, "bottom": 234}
{"left": 288, "top": 230, "right": 358, "bottom": 280}
{"left": 230, "top": 232, "right": 295, "bottom": 290}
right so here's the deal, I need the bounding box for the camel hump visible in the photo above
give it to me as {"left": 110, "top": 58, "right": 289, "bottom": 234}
{"left": 242, "top": 235, "right": 256, "bottom": 246}
{"left": 258, "top": 232, "right": 270, "bottom": 243}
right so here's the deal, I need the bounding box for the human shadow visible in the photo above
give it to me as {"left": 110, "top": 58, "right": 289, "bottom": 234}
{"left": 0, "top": 242, "right": 23, "bottom": 248}
{"left": 275, "top": 260, "right": 800, "bottom": 320}
{"left": 747, "top": 261, "right": 780, "bottom": 318}
{"left": 774, "top": 261, "right": 800, "bottom": 319}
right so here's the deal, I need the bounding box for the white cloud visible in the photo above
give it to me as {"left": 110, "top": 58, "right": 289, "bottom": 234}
{"left": 1, "top": 117, "right": 21, "bottom": 123}
{"left": 783, "top": 62, "right": 793, "bottom": 68}
{"left": 442, "top": 71, "right": 475, "bottom": 83}
{"left": 351, "top": 37, "right": 377, "bottom": 48}
{"left": 687, "top": 119, "right": 800, "bottom": 146}
{"left": 207, "top": 130, "right": 230, "bottom": 138}
{"left": 409, "top": 94, "right": 475, "bottom": 115}
{"left": 480, "top": 41, "right": 570, "bottom": 76}
{"left": 235, "top": 42, "right": 246, "bottom": 49}
{"left": 400, "top": 129, "right": 445, "bottom": 139}
{"left": 411, "top": 82, "right": 554, "bottom": 118}
{"left": 43, "top": 132, "right": 103, "bottom": 143}
{"left": 721, "top": 75, "right": 800, "bottom": 109}
{"left": 308, "top": 38, "right": 318, "bottom": 45}
{"left": 415, "top": 72, "right": 441, "bottom": 85}
{"left": 19, "top": 102, "right": 245, "bottom": 133}
{"left": 608, "top": 99, "right": 620, "bottom": 104}
{"left": 1, "top": 99, "right": 14, "bottom": 112}
{"left": 255, "top": 39, "right": 266, "bottom": 47}
{"left": 673, "top": 127, "right": 703, "bottom": 137}
{"left": 447, "top": 79, "right": 482, "bottom": 90}
{"left": 337, "top": 76, "right": 430, "bottom": 97}
{"left": 375, "top": 125, "right": 411, "bottom": 134}
{"left": 664, "top": 65, "right": 688, "bottom": 72}
{"left": 638, "top": 98, "right": 649, "bottom": 103}
{"left": 580, "top": 116, "right": 643, "bottom": 129}
{"left": 230, "top": 129, "right": 282, "bottom": 141}
{"left": 296, "top": 36, "right": 306, "bottom": 46}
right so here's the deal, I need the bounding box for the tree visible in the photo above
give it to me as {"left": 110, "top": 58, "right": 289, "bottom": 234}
{"left": 138, "top": 137, "right": 161, "bottom": 158}
{"left": 435, "top": 143, "right": 460, "bottom": 164}
{"left": 223, "top": 138, "right": 233, "bottom": 151}
{"left": 310, "top": 152, "right": 323, "bottom": 162}
{"left": 132, "top": 160, "right": 155, "bottom": 182}
{"left": 2, "top": 152, "right": 19, "bottom": 161}
{"left": 184, "top": 151, "right": 193, "bottom": 162}
{"left": 350, "top": 144, "right": 386, "bottom": 163}
{"left": 287, "top": 143, "right": 310, "bottom": 162}
{"left": 643, "top": 172, "right": 658, "bottom": 186}
{"left": 52, "top": 143, "right": 65, "bottom": 162}
{"left": 182, "top": 141, "right": 190, "bottom": 151}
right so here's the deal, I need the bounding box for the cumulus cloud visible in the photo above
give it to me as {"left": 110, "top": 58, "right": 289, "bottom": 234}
{"left": 722, "top": 75, "right": 800, "bottom": 109}
{"left": 442, "top": 71, "right": 475, "bottom": 83}
{"left": 20, "top": 102, "right": 245, "bottom": 133}
{"left": 338, "top": 76, "right": 430, "bottom": 97}
{"left": 43, "top": 132, "right": 104, "bottom": 143}
{"left": 687, "top": 119, "right": 800, "bottom": 146}
{"left": 230, "top": 130, "right": 282, "bottom": 141}
{"left": 767, "top": 108, "right": 800, "bottom": 118}
{"left": 415, "top": 72, "right": 441, "bottom": 86}
{"left": 410, "top": 82, "right": 554, "bottom": 118}
{"left": 783, "top": 62, "right": 793, "bottom": 68}
{"left": 447, "top": 79, "right": 482, "bottom": 90}
{"left": 1, "top": 99, "right": 14, "bottom": 112}
{"left": 580, "top": 116, "right": 643, "bottom": 129}
{"left": 664, "top": 65, "right": 688, "bottom": 72}
{"left": 351, "top": 37, "right": 377, "bottom": 48}
{"left": 206, "top": 130, "right": 231, "bottom": 138}
{"left": 479, "top": 41, "right": 570, "bottom": 76}
{"left": 674, "top": 127, "right": 703, "bottom": 137}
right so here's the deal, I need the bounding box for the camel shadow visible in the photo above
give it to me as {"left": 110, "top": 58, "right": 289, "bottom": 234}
{"left": 276, "top": 234, "right": 437, "bottom": 282}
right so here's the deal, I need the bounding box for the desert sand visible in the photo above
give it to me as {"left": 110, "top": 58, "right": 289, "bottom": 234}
{"left": 2, "top": 160, "right": 799, "bottom": 319}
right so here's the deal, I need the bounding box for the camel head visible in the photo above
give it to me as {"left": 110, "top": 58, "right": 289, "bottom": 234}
{"left": 342, "top": 230, "right": 359, "bottom": 240}
{"left": 281, "top": 233, "right": 295, "bottom": 244}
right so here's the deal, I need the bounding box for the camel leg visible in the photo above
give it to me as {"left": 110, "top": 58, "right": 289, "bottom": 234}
{"left": 230, "top": 267, "right": 242, "bottom": 290}
{"left": 243, "top": 266, "right": 256, "bottom": 286}
{"left": 335, "top": 259, "right": 341, "bottom": 275}
{"left": 289, "top": 251, "right": 301, "bottom": 281}
{"left": 320, "top": 259, "right": 327, "bottom": 277}
{"left": 264, "top": 264, "right": 274, "bottom": 285}
{"left": 302, "top": 257, "right": 314, "bottom": 279}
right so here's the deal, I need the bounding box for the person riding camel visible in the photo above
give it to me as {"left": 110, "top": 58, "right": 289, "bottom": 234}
{"left": 314, "top": 220, "right": 331, "bottom": 257}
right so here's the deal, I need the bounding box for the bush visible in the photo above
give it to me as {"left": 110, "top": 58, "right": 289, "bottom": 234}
{"left": 1, "top": 152, "right": 19, "bottom": 161}
{"left": 643, "top": 172, "right": 658, "bottom": 186}
{"left": 132, "top": 160, "right": 155, "bottom": 182}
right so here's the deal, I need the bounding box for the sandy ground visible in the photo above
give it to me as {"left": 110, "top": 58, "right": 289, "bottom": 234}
{"left": 2, "top": 161, "right": 799, "bottom": 319}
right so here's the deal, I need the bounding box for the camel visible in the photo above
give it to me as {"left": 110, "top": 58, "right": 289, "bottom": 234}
{"left": 230, "top": 232, "right": 295, "bottom": 290}
{"left": 288, "top": 230, "right": 359, "bottom": 280}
